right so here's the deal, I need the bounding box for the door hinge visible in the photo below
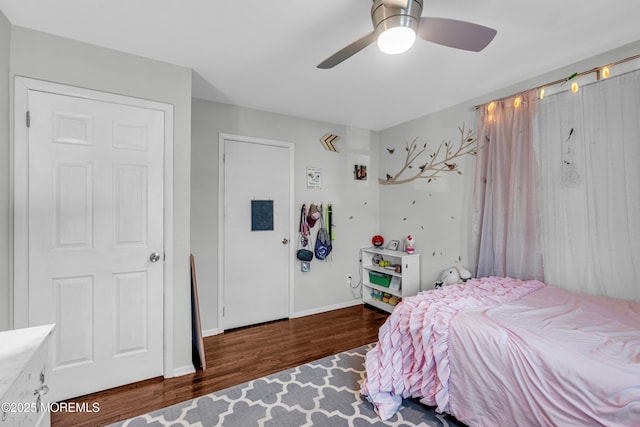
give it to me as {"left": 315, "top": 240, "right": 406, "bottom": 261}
{"left": 26, "top": 111, "right": 30, "bottom": 128}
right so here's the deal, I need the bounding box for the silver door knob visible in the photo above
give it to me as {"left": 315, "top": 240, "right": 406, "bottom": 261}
{"left": 149, "top": 252, "right": 161, "bottom": 262}
{"left": 282, "top": 238, "right": 289, "bottom": 244}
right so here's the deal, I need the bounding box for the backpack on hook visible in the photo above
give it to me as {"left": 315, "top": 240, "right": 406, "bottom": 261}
{"left": 314, "top": 204, "right": 332, "bottom": 260}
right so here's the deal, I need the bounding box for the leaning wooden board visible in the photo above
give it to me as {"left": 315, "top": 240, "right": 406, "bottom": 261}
{"left": 190, "top": 254, "right": 206, "bottom": 371}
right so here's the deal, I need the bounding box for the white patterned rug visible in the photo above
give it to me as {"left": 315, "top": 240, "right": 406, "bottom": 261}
{"left": 109, "top": 344, "right": 465, "bottom": 427}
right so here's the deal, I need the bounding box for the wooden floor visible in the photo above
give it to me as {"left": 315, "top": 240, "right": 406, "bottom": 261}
{"left": 52, "top": 304, "right": 389, "bottom": 427}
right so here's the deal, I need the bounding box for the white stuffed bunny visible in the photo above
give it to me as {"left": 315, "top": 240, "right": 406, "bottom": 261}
{"left": 435, "top": 266, "right": 472, "bottom": 288}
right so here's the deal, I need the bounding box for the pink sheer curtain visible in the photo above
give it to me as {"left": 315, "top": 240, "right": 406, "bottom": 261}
{"left": 472, "top": 89, "right": 543, "bottom": 280}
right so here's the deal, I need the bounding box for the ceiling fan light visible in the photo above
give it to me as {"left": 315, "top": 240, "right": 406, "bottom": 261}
{"left": 377, "top": 26, "right": 416, "bottom": 54}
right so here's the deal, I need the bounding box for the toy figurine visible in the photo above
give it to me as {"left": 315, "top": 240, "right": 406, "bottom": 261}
{"left": 404, "top": 235, "right": 415, "bottom": 254}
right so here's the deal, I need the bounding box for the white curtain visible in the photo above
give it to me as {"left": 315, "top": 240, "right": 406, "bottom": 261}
{"left": 534, "top": 70, "right": 640, "bottom": 301}
{"left": 473, "top": 90, "right": 544, "bottom": 280}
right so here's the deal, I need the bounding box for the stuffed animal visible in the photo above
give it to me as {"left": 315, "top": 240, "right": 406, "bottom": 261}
{"left": 435, "top": 266, "right": 472, "bottom": 288}
{"left": 457, "top": 266, "right": 472, "bottom": 281}
{"left": 404, "top": 235, "right": 415, "bottom": 254}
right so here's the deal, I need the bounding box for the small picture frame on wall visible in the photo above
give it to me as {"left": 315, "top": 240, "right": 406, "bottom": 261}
{"left": 354, "top": 165, "right": 367, "bottom": 180}
{"left": 386, "top": 240, "right": 400, "bottom": 251}
{"left": 306, "top": 167, "right": 322, "bottom": 189}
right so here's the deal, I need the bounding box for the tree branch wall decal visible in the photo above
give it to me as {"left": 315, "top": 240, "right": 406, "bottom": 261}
{"left": 379, "top": 123, "right": 477, "bottom": 186}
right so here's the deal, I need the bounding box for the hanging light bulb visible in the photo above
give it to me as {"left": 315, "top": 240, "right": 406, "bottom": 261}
{"left": 565, "top": 72, "right": 578, "bottom": 93}
{"left": 601, "top": 66, "right": 610, "bottom": 79}
{"left": 570, "top": 81, "right": 579, "bottom": 93}
{"left": 486, "top": 101, "right": 497, "bottom": 123}
{"left": 485, "top": 101, "right": 496, "bottom": 123}
{"left": 513, "top": 96, "right": 521, "bottom": 108}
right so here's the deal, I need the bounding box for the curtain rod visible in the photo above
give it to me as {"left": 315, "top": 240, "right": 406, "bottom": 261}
{"left": 473, "top": 52, "right": 640, "bottom": 110}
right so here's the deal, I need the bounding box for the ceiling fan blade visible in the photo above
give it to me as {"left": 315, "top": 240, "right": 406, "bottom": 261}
{"left": 418, "top": 17, "right": 497, "bottom": 52}
{"left": 381, "top": 0, "right": 409, "bottom": 7}
{"left": 317, "top": 31, "right": 377, "bottom": 69}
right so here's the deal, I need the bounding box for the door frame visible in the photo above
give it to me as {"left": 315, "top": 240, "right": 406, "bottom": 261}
{"left": 217, "top": 133, "right": 295, "bottom": 331}
{"left": 11, "top": 76, "right": 175, "bottom": 378}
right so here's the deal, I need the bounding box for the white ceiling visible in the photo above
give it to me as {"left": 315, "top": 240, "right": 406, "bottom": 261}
{"left": 1, "top": 0, "right": 639, "bottom": 130}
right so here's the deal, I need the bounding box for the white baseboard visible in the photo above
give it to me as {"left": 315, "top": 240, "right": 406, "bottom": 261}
{"left": 173, "top": 364, "right": 196, "bottom": 377}
{"left": 292, "top": 299, "right": 362, "bottom": 319}
{"left": 202, "top": 327, "right": 221, "bottom": 337}
{"left": 199, "top": 301, "right": 363, "bottom": 337}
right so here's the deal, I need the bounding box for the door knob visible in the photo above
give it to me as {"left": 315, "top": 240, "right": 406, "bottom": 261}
{"left": 149, "top": 252, "right": 161, "bottom": 262}
{"left": 282, "top": 238, "right": 289, "bottom": 244}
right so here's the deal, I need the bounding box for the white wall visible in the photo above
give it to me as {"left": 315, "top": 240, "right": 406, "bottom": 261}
{"left": 378, "top": 106, "right": 477, "bottom": 289}
{"left": 8, "top": 26, "right": 193, "bottom": 374}
{"left": 0, "top": 11, "right": 10, "bottom": 331}
{"left": 191, "top": 98, "right": 379, "bottom": 334}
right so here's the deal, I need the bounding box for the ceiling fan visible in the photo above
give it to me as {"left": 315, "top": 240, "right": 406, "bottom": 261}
{"left": 317, "top": 0, "right": 497, "bottom": 69}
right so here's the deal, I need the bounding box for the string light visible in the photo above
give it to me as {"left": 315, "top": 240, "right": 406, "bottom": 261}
{"left": 566, "top": 72, "right": 579, "bottom": 93}
{"left": 571, "top": 81, "right": 579, "bottom": 93}
{"left": 485, "top": 101, "right": 496, "bottom": 122}
{"left": 475, "top": 52, "right": 640, "bottom": 110}
{"left": 514, "top": 96, "right": 521, "bottom": 108}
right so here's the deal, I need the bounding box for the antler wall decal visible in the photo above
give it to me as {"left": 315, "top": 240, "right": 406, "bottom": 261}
{"left": 379, "top": 123, "right": 477, "bottom": 185}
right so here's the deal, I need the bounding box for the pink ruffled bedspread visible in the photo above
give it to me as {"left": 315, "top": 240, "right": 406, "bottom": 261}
{"left": 361, "top": 276, "right": 545, "bottom": 420}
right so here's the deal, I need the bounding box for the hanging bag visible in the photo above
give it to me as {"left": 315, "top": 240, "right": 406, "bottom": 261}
{"left": 297, "top": 245, "right": 313, "bottom": 261}
{"left": 314, "top": 204, "right": 332, "bottom": 260}
{"left": 296, "top": 204, "right": 313, "bottom": 261}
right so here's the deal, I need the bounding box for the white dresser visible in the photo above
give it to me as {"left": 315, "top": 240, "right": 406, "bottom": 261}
{"left": 0, "top": 324, "right": 54, "bottom": 427}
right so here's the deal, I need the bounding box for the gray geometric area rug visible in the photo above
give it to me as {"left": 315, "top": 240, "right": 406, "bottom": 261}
{"left": 109, "top": 344, "right": 465, "bottom": 427}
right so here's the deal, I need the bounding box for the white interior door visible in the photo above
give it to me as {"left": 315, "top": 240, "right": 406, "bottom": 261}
{"left": 26, "top": 90, "right": 165, "bottom": 401}
{"left": 222, "top": 137, "right": 293, "bottom": 330}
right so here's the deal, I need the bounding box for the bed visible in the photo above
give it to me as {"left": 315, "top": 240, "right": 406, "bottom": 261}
{"left": 361, "top": 276, "right": 640, "bottom": 426}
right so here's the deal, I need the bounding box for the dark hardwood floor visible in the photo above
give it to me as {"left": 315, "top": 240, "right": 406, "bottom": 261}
{"left": 52, "top": 304, "right": 389, "bottom": 427}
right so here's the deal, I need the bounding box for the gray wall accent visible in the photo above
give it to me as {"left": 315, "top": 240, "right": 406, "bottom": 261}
{"left": 0, "top": 11, "right": 10, "bottom": 332}
{"left": 191, "top": 98, "right": 379, "bottom": 334}
{"left": 8, "top": 26, "right": 193, "bottom": 373}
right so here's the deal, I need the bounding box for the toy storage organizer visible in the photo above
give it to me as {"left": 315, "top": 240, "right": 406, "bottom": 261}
{"left": 360, "top": 247, "right": 420, "bottom": 313}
